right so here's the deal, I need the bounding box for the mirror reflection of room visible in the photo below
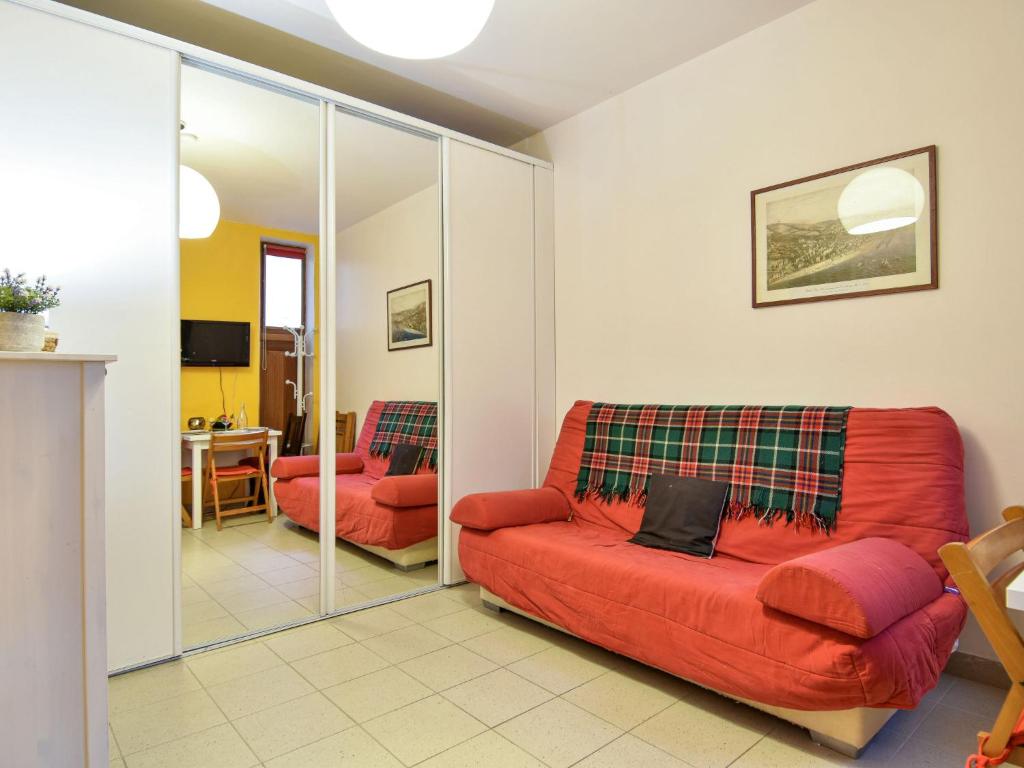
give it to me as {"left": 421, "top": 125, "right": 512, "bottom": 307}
{"left": 274, "top": 110, "right": 441, "bottom": 607}
{"left": 178, "top": 66, "right": 321, "bottom": 649}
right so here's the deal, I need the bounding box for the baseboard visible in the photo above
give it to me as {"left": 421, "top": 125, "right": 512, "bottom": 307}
{"left": 946, "top": 650, "right": 1010, "bottom": 689}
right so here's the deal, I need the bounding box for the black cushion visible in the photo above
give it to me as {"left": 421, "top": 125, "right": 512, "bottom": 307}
{"left": 628, "top": 474, "right": 729, "bottom": 558}
{"left": 386, "top": 443, "right": 423, "bottom": 476}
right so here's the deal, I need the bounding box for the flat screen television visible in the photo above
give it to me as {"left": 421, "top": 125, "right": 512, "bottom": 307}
{"left": 181, "top": 320, "right": 250, "bottom": 367}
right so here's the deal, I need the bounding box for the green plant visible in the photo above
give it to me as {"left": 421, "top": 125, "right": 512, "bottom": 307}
{"left": 0, "top": 270, "right": 61, "bottom": 314}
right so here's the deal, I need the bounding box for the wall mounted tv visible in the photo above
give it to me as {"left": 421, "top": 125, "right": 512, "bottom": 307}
{"left": 181, "top": 320, "right": 251, "bottom": 367}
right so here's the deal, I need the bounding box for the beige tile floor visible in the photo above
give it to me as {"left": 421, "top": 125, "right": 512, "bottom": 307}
{"left": 182, "top": 512, "right": 438, "bottom": 648}
{"left": 112, "top": 582, "right": 1004, "bottom": 767}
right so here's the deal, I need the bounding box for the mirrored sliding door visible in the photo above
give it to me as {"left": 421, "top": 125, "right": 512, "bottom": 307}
{"left": 328, "top": 108, "right": 442, "bottom": 608}
{"left": 179, "top": 65, "right": 322, "bottom": 649}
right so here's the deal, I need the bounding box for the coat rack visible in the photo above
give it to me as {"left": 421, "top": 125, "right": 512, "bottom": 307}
{"left": 283, "top": 325, "right": 313, "bottom": 417}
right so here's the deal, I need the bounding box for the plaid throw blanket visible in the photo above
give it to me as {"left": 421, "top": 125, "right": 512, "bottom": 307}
{"left": 575, "top": 403, "right": 851, "bottom": 531}
{"left": 369, "top": 401, "right": 438, "bottom": 468}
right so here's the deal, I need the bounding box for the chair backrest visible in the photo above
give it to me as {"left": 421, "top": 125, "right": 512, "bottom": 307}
{"left": 940, "top": 506, "right": 1024, "bottom": 684}
{"left": 209, "top": 428, "right": 269, "bottom": 454}
{"left": 336, "top": 411, "right": 357, "bottom": 453}
{"left": 281, "top": 413, "right": 307, "bottom": 457}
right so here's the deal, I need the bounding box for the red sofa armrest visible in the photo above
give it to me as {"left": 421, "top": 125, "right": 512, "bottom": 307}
{"left": 371, "top": 474, "right": 438, "bottom": 508}
{"left": 756, "top": 537, "right": 944, "bottom": 639}
{"left": 271, "top": 453, "right": 364, "bottom": 480}
{"left": 451, "top": 487, "right": 571, "bottom": 530}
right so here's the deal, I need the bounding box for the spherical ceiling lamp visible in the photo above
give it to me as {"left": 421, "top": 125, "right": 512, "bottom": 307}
{"left": 324, "top": 0, "right": 495, "bottom": 59}
{"left": 179, "top": 165, "right": 220, "bottom": 239}
{"left": 837, "top": 167, "right": 925, "bottom": 235}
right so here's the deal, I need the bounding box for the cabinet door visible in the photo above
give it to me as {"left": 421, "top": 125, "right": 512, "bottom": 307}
{"left": 444, "top": 141, "right": 535, "bottom": 582}
{"left": 0, "top": 2, "right": 178, "bottom": 671}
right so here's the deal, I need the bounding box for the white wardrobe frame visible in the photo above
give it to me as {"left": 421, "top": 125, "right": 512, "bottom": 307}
{"left": 9, "top": 0, "right": 553, "bottom": 666}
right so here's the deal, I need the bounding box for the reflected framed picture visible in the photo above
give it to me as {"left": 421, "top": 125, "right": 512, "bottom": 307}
{"left": 751, "top": 146, "right": 937, "bottom": 308}
{"left": 387, "top": 279, "right": 432, "bottom": 351}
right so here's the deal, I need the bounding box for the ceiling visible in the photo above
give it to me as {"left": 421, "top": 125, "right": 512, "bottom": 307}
{"left": 60, "top": 0, "right": 812, "bottom": 146}
{"left": 199, "top": 0, "right": 814, "bottom": 133}
{"left": 182, "top": 66, "right": 437, "bottom": 234}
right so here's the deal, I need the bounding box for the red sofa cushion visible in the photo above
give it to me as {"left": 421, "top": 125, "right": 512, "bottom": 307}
{"left": 459, "top": 520, "right": 965, "bottom": 710}
{"left": 756, "top": 538, "right": 944, "bottom": 639}
{"left": 372, "top": 474, "right": 438, "bottom": 508}
{"left": 271, "top": 453, "right": 363, "bottom": 480}
{"left": 452, "top": 488, "right": 571, "bottom": 530}
{"left": 543, "top": 402, "right": 968, "bottom": 579}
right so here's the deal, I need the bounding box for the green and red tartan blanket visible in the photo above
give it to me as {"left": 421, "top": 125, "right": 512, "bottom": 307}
{"left": 575, "top": 403, "right": 851, "bottom": 531}
{"left": 369, "top": 401, "right": 438, "bottom": 469}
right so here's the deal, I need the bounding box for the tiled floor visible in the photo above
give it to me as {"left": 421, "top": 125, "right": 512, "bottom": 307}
{"left": 112, "top": 583, "right": 1003, "bottom": 767}
{"left": 182, "top": 513, "right": 438, "bottom": 648}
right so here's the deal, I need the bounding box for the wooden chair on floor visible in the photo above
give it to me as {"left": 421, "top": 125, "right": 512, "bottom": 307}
{"left": 336, "top": 411, "right": 356, "bottom": 453}
{"left": 281, "top": 412, "right": 307, "bottom": 457}
{"left": 940, "top": 505, "right": 1024, "bottom": 766}
{"left": 181, "top": 467, "right": 193, "bottom": 527}
{"left": 203, "top": 428, "right": 271, "bottom": 531}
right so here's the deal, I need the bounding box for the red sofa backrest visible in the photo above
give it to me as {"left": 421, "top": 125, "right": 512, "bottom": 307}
{"left": 354, "top": 400, "right": 438, "bottom": 480}
{"left": 543, "top": 401, "right": 968, "bottom": 578}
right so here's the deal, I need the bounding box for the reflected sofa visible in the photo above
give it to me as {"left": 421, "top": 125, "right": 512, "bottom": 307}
{"left": 272, "top": 400, "right": 438, "bottom": 569}
{"left": 452, "top": 401, "right": 969, "bottom": 756}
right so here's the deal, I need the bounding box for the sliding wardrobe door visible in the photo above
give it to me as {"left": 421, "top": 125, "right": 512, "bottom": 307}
{"left": 0, "top": 1, "right": 179, "bottom": 670}
{"left": 330, "top": 108, "right": 442, "bottom": 609}
{"left": 178, "top": 65, "right": 322, "bottom": 649}
{"left": 444, "top": 141, "right": 536, "bottom": 583}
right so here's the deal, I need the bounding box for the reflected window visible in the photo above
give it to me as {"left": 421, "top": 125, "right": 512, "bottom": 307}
{"left": 262, "top": 243, "right": 306, "bottom": 329}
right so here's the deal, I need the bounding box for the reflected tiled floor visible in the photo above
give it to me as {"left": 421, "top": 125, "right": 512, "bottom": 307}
{"left": 113, "top": 582, "right": 1003, "bottom": 767}
{"left": 182, "top": 513, "right": 438, "bottom": 648}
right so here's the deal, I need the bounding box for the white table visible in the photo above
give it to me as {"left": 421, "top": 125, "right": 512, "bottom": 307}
{"left": 1007, "top": 571, "right": 1024, "bottom": 611}
{"left": 182, "top": 428, "right": 283, "bottom": 530}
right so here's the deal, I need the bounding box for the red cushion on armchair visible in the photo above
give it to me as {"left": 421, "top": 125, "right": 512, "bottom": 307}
{"left": 756, "top": 537, "right": 944, "bottom": 638}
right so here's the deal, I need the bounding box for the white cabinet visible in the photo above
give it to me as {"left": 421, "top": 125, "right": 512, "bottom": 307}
{"left": 0, "top": 352, "right": 114, "bottom": 768}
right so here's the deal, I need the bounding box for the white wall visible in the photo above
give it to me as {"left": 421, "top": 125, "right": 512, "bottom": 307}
{"left": 336, "top": 185, "right": 440, "bottom": 430}
{"left": 0, "top": 1, "right": 179, "bottom": 670}
{"left": 521, "top": 0, "right": 1024, "bottom": 660}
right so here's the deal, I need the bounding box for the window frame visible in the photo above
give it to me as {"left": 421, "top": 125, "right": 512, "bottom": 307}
{"left": 260, "top": 241, "right": 308, "bottom": 333}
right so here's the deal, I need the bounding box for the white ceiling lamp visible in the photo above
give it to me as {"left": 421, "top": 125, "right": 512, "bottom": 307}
{"left": 179, "top": 165, "right": 221, "bottom": 239}
{"left": 837, "top": 167, "right": 925, "bottom": 235}
{"left": 324, "top": 0, "right": 495, "bottom": 59}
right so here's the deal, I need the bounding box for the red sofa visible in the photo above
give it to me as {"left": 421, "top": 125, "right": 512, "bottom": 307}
{"left": 272, "top": 400, "right": 438, "bottom": 569}
{"left": 452, "top": 401, "right": 969, "bottom": 756}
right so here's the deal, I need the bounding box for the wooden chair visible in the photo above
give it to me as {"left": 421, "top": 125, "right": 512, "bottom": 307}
{"left": 281, "top": 412, "right": 307, "bottom": 457}
{"left": 940, "top": 506, "right": 1024, "bottom": 765}
{"left": 336, "top": 411, "right": 356, "bottom": 453}
{"left": 181, "top": 467, "right": 193, "bottom": 527}
{"left": 203, "top": 429, "right": 271, "bottom": 531}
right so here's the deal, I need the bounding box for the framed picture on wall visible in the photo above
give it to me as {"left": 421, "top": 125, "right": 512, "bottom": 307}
{"left": 387, "top": 279, "right": 432, "bottom": 351}
{"left": 751, "top": 145, "right": 937, "bottom": 308}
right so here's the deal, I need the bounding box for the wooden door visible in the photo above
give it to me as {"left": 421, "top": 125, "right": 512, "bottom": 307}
{"left": 260, "top": 328, "right": 297, "bottom": 432}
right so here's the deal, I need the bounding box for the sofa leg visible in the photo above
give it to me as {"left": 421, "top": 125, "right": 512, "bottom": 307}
{"left": 481, "top": 599, "right": 503, "bottom": 614}
{"left": 394, "top": 562, "right": 426, "bottom": 573}
{"left": 809, "top": 730, "right": 865, "bottom": 759}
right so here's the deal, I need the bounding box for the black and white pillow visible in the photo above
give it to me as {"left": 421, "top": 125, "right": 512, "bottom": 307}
{"left": 628, "top": 474, "right": 729, "bottom": 558}
{"left": 385, "top": 443, "right": 423, "bottom": 476}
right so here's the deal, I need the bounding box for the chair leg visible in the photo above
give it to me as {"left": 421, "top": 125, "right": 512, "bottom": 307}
{"left": 180, "top": 504, "right": 192, "bottom": 527}
{"left": 260, "top": 470, "right": 271, "bottom": 524}
{"left": 212, "top": 477, "right": 223, "bottom": 531}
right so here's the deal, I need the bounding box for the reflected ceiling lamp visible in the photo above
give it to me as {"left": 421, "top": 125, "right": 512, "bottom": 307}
{"left": 179, "top": 165, "right": 220, "bottom": 239}
{"left": 324, "top": 0, "right": 495, "bottom": 59}
{"left": 837, "top": 167, "right": 925, "bottom": 235}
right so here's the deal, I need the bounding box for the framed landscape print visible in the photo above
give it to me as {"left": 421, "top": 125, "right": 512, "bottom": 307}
{"left": 751, "top": 146, "right": 937, "bottom": 308}
{"left": 387, "top": 279, "right": 432, "bottom": 351}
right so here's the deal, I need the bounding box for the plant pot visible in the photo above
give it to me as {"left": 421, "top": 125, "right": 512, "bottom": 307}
{"left": 0, "top": 312, "right": 45, "bottom": 352}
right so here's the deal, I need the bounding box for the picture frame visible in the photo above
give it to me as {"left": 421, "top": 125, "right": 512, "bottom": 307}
{"left": 386, "top": 279, "right": 432, "bottom": 351}
{"left": 751, "top": 145, "right": 937, "bottom": 308}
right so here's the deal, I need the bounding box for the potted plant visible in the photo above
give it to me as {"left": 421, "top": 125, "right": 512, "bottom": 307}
{"left": 0, "top": 270, "right": 61, "bottom": 352}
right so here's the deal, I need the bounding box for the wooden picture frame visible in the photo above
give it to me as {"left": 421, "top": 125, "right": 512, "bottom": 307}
{"left": 386, "top": 279, "right": 432, "bottom": 351}
{"left": 751, "top": 146, "right": 937, "bottom": 308}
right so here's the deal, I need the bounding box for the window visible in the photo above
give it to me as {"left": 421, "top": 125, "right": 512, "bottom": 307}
{"left": 262, "top": 242, "right": 306, "bottom": 329}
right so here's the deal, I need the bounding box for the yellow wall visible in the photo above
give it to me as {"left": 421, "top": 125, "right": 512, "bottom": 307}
{"left": 180, "top": 219, "right": 319, "bottom": 432}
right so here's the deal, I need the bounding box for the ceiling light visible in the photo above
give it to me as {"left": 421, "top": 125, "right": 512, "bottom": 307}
{"left": 324, "top": 0, "right": 495, "bottom": 59}
{"left": 837, "top": 167, "right": 925, "bottom": 235}
{"left": 179, "top": 165, "right": 220, "bottom": 239}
